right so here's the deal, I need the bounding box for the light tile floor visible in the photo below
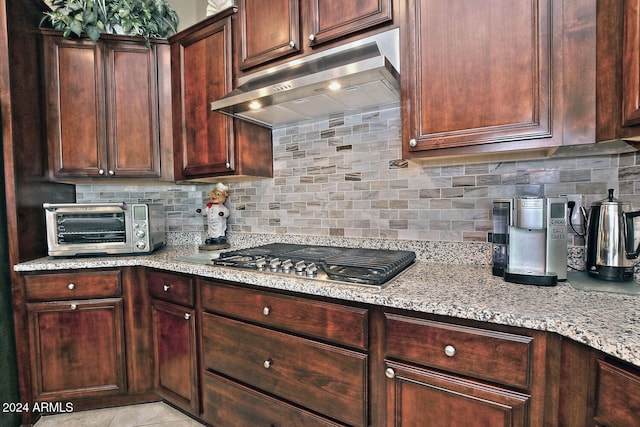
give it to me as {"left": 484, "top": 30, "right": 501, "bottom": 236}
{"left": 34, "top": 402, "right": 206, "bottom": 427}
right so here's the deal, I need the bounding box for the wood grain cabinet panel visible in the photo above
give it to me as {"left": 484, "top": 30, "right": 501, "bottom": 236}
{"left": 594, "top": 360, "right": 640, "bottom": 427}
{"left": 308, "top": 0, "right": 393, "bottom": 46}
{"left": 622, "top": 0, "right": 640, "bottom": 128}
{"left": 385, "top": 313, "right": 533, "bottom": 390}
{"left": 202, "top": 371, "right": 343, "bottom": 426}
{"left": 151, "top": 299, "right": 198, "bottom": 414}
{"left": 402, "top": 0, "right": 565, "bottom": 156}
{"left": 238, "top": 0, "right": 300, "bottom": 70}
{"left": 24, "top": 270, "right": 121, "bottom": 301}
{"left": 200, "top": 280, "right": 368, "bottom": 349}
{"left": 43, "top": 33, "right": 168, "bottom": 180}
{"left": 170, "top": 12, "right": 272, "bottom": 180}
{"left": 385, "top": 361, "right": 530, "bottom": 427}
{"left": 27, "top": 298, "right": 126, "bottom": 400}
{"left": 202, "top": 312, "right": 368, "bottom": 426}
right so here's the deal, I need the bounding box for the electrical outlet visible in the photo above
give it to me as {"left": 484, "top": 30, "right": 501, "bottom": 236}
{"left": 560, "top": 193, "right": 584, "bottom": 235}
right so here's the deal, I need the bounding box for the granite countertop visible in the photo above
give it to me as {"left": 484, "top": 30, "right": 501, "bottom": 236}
{"left": 14, "top": 245, "right": 640, "bottom": 368}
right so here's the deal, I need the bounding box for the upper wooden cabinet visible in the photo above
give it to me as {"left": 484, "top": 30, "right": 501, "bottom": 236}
{"left": 237, "top": 0, "right": 395, "bottom": 72}
{"left": 402, "top": 0, "right": 597, "bottom": 159}
{"left": 598, "top": 0, "right": 640, "bottom": 141}
{"left": 43, "top": 32, "right": 173, "bottom": 181}
{"left": 170, "top": 11, "right": 272, "bottom": 181}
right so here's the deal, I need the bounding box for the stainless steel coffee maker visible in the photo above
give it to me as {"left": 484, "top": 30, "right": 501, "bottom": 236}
{"left": 584, "top": 189, "right": 640, "bottom": 281}
{"left": 492, "top": 197, "right": 568, "bottom": 286}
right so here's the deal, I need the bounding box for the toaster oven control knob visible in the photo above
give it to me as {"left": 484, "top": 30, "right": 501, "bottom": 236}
{"left": 136, "top": 241, "right": 147, "bottom": 250}
{"left": 135, "top": 229, "right": 146, "bottom": 238}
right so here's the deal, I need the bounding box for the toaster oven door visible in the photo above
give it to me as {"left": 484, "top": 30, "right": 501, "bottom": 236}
{"left": 44, "top": 203, "right": 129, "bottom": 253}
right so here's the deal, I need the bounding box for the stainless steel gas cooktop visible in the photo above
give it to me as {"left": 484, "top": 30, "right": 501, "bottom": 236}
{"left": 211, "top": 243, "right": 416, "bottom": 288}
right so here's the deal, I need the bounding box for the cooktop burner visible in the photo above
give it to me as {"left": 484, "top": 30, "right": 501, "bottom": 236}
{"left": 212, "top": 243, "right": 416, "bottom": 287}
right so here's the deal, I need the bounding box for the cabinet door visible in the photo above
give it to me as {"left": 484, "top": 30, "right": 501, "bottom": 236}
{"left": 308, "top": 0, "right": 393, "bottom": 46}
{"left": 403, "top": 0, "right": 558, "bottom": 155}
{"left": 27, "top": 298, "right": 126, "bottom": 400}
{"left": 104, "top": 41, "right": 161, "bottom": 178}
{"left": 385, "top": 361, "right": 529, "bottom": 427}
{"left": 238, "top": 0, "right": 300, "bottom": 70}
{"left": 622, "top": 0, "right": 640, "bottom": 128}
{"left": 45, "top": 36, "right": 107, "bottom": 178}
{"left": 152, "top": 299, "right": 198, "bottom": 414}
{"left": 171, "top": 16, "right": 235, "bottom": 179}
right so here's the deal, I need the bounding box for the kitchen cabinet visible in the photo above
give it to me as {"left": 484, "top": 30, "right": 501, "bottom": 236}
{"left": 43, "top": 32, "right": 173, "bottom": 181}
{"left": 597, "top": 0, "right": 640, "bottom": 141}
{"left": 383, "top": 312, "right": 551, "bottom": 426}
{"left": 24, "top": 270, "right": 126, "bottom": 401}
{"left": 402, "top": 0, "right": 596, "bottom": 159}
{"left": 594, "top": 360, "right": 640, "bottom": 427}
{"left": 200, "top": 279, "right": 369, "bottom": 426}
{"left": 170, "top": 11, "right": 273, "bottom": 181}
{"left": 148, "top": 270, "right": 198, "bottom": 415}
{"left": 237, "top": 0, "right": 395, "bottom": 72}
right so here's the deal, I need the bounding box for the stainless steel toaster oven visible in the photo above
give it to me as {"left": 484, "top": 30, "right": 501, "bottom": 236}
{"left": 44, "top": 202, "right": 165, "bottom": 257}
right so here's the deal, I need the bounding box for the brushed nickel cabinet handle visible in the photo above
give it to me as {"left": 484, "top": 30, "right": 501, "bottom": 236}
{"left": 385, "top": 367, "right": 395, "bottom": 379}
{"left": 184, "top": 313, "right": 191, "bottom": 320}
{"left": 163, "top": 285, "right": 171, "bottom": 292}
{"left": 262, "top": 306, "right": 270, "bottom": 316}
{"left": 444, "top": 345, "right": 456, "bottom": 357}
{"left": 67, "top": 283, "right": 76, "bottom": 290}
{"left": 263, "top": 359, "right": 272, "bottom": 369}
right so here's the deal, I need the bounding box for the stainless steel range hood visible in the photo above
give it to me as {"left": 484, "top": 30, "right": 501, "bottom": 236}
{"left": 210, "top": 29, "right": 400, "bottom": 128}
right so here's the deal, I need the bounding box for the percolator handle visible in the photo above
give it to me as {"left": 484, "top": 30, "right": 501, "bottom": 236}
{"left": 623, "top": 210, "right": 640, "bottom": 259}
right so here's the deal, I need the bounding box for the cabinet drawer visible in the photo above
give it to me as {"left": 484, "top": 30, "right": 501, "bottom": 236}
{"left": 385, "top": 313, "right": 533, "bottom": 390}
{"left": 200, "top": 281, "right": 368, "bottom": 349}
{"left": 202, "top": 371, "right": 343, "bottom": 427}
{"left": 202, "top": 313, "right": 367, "bottom": 427}
{"left": 148, "top": 271, "right": 194, "bottom": 307}
{"left": 24, "top": 270, "right": 121, "bottom": 301}
{"left": 595, "top": 360, "right": 640, "bottom": 427}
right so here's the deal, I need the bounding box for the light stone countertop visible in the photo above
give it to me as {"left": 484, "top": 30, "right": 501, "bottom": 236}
{"left": 14, "top": 245, "right": 640, "bottom": 368}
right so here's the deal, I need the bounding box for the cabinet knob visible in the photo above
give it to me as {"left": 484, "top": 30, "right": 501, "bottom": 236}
{"left": 67, "top": 283, "right": 76, "bottom": 290}
{"left": 70, "top": 303, "right": 77, "bottom": 310}
{"left": 184, "top": 313, "right": 191, "bottom": 320}
{"left": 444, "top": 345, "right": 456, "bottom": 357}
{"left": 225, "top": 162, "right": 231, "bottom": 169}
{"left": 385, "top": 367, "right": 395, "bottom": 379}
{"left": 262, "top": 306, "right": 270, "bottom": 316}
{"left": 289, "top": 40, "right": 295, "bottom": 48}
{"left": 98, "top": 169, "right": 105, "bottom": 175}
{"left": 409, "top": 138, "right": 417, "bottom": 148}
{"left": 308, "top": 33, "right": 315, "bottom": 41}
{"left": 108, "top": 170, "right": 115, "bottom": 176}
{"left": 263, "top": 359, "right": 272, "bottom": 369}
{"left": 163, "top": 285, "right": 171, "bottom": 292}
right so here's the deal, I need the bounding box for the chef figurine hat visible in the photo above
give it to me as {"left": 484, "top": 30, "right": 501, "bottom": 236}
{"left": 215, "top": 182, "right": 228, "bottom": 195}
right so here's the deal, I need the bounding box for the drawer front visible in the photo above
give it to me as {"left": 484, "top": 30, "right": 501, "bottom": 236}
{"left": 148, "top": 271, "right": 194, "bottom": 307}
{"left": 595, "top": 360, "right": 640, "bottom": 427}
{"left": 200, "top": 280, "right": 368, "bottom": 349}
{"left": 24, "top": 270, "right": 121, "bottom": 301}
{"left": 385, "top": 313, "right": 533, "bottom": 390}
{"left": 202, "top": 313, "right": 367, "bottom": 427}
{"left": 202, "top": 371, "right": 344, "bottom": 427}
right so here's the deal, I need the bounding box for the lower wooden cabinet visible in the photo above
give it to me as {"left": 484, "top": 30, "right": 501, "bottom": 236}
{"left": 384, "top": 361, "right": 530, "bottom": 426}
{"left": 594, "top": 360, "right": 640, "bottom": 427}
{"left": 27, "top": 298, "right": 126, "bottom": 400}
{"left": 148, "top": 270, "right": 198, "bottom": 414}
{"left": 202, "top": 370, "right": 343, "bottom": 427}
{"left": 202, "top": 312, "right": 367, "bottom": 426}
{"left": 151, "top": 300, "right": 198, "bottom": 414}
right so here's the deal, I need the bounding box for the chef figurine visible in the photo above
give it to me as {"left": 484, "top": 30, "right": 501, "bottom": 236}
{"left": 197, "top": 182, "right": 231, "bottom": 250}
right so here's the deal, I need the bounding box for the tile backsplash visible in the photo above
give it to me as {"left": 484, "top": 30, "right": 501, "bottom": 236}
{"left": 76, "top": 105, "right": 640, "bottom": 247}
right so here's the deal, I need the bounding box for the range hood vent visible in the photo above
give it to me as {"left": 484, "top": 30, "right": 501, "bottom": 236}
{"left": 210, "top": 29, "right": 400, "bottom": 128}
